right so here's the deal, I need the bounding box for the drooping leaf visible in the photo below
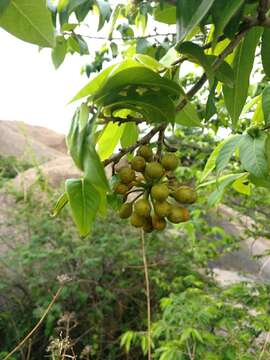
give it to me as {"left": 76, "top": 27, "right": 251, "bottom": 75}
{"left": 121, "top": 122, "right": 139, "bottom": 148}
{"left": 52, "top": 36, "right": 67, "bottom": 69}
{"left": 211, "top": 0, "right": 244, "bottom": 49}
{"left": 262, "top": 85, "right": 270, "bottom": 125}
{"left": 65, "top": 178, "right": 100, "bottom": 236}
{"left": 216, "top": 134, "right": 241, "bottom": 174}
{"left": 154, "top": 3, "right": 176, "bottom": 25}
{"left": 239, "top": 132, "right": 268, "bottom": 178}
{"left": 95, "top": 0, "right": 111, "bottom": 31}
{"left": 205, "top": 80, "right": 217, "bottom": 121}
{"left": 223, "top": 27, "right": 262, "bottom": 128}
{"left": 0, "top": 0, "right": 55, "bottom": 47}
{"left": 200, "top": 141, "right": 224, "bottom": 182}
{"left": 232, "top": 174, "right": 251, "bottom": 195}
{"left": 261, "top": 28, "right": 270, "bottom": 77}
{"left": 51, "top": 192, "right": 68, "bottom": 217}
{"left": 175, "top": 101, "right": 202, "bottom": 127}
{"left": 84, "top": 144, "right": 109, "bottom": 191}
{"left": 175, "top": 0, "right": 215, "bottom": 43}
{"left": 97, "top": 122, "right": 125, "bottom": 161}
{"left": 108, "top": 3, "right": 123, "bottom": 39}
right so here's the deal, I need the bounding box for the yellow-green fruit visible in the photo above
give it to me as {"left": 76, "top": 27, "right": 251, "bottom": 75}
{"left": 119, "top": 167, "right": 135, "bottom": 184}
{"left": 152, "top": 215, "right": 167, "bottom": 231}
{"left": 167, "top": 206, "right": 190, "bottom": 224}
{"left": 114, "top": 182, "right": 129, "bottom": 195}
{"left": 145, "top": 162, "right": 165, "bottom": 179}
{"left": 161, "top": 153, "right": 179, "bottom": 171}
{"left": 119, "top": 203, "right": 133, "bottom": 219}
{"left": 154, "top": 201, "right": 171, "bottom": 217}
{"left": 134, "top": 199, "right": 151, "bottom": 217}
{"left": 137, "top": 145, "right": 153, "bottom": 161}
{"left": 143, "top": 217, "right": 154, "bottom": 233}
{"left": 174, "top": 186, "right": 197, "bottom": 204}
{"left": 151, "top": 183, "right": 169, "bottom": 201}
{"left": 130, "top": 212, "right": 144, "bottom": 227}
{"left": 131, "top": 156, "right": 146, "bottom": 172}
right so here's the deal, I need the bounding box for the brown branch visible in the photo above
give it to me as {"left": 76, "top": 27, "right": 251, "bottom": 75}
{"left": 156, "top": 124, "right": 166, "bottom": 160}
{"left": 258, "top": 0, "right": 270, "bottom": 23}
{"left": 98, "top": 115, "right": 145, "bottom": 125}
{"left": 103, "top": 125, "right": 162, "bottom": 166}
{"left": 3, "top": 285, "right": 65, "bottom": 360}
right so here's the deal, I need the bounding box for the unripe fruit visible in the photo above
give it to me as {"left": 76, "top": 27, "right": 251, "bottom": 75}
{"left": 119, "top": 167, "right": 135, "bottom": 184}
{"left": 145, "top": 162, "right": 165, "bottom": 179}
{"left": 151, "top": 183, "right": 169, "bottom": 201}
{"left": 154, "top": 201, "right": 171, "bottom": 217}
{"left": 134, "top": 199, "right": 151, "bottom": 217}
{"left": 167, "top": 206, "right": 190, "bottom": 224}
{"left": 161, "top": 153, "right": 179, "bottom": 171}
{"left": 143, "top": 217, "right": 154, "bottom": 233}
{"left": 130, "top": 212, "right": 144, "bottom": 227}
{"left": 119, "top": 203, "right": 133, "bottom": 219}
{"left": 137, "top": 145, "right": 153, "bottom": 161}
{"left": 152, "top": 215, "right": 167, "bottom": 231}
{"left": 114, "top": 182, "right": 129, "bottom": 195}
{"left": 174, "top": 186, "right": 197, "bottom": 204}
{"left": 131, "top": 156, "right": 146, "bottom": 172}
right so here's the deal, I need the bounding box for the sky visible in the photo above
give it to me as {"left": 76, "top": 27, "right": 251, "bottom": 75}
{"left": 0, "top": 28, "right": 91, "bottom": 134}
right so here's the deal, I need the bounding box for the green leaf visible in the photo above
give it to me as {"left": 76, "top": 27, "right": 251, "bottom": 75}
{"left": 0, "top": 0, "right": 55, "bottom": 47}
{"left": 108, "top": 3, "right": 123, "bottom": 39}
{"left": 95, "top": 0, "right": 111, "bottom": 31}
{"left": 134, "top": 54, "right": 165, "bottom": 71}
{"left": 239, "top": 132, "right": 268, "bottom": 178}
{"left": 212, "top": 0, "right": 244, "bottom": 49}
{"left": 175, "top": 0, "right": 215, "bottom": 43}
{"left": 103, "top": 90, "right": 176, "bottom": 124}
{"left": 232, "top": 174, "right": 251, "bottom": 195}
{"left": 200, "top": 141, "right": 224, "bottom": 182}
{"left": 216, "top": 135, "right": 241, "bottom": 174}
{"left": 52, "top": 36, "right": 67, "bottom": 69}
{"left": 251, "top": 99, "right": 264, "bottom": 127}
{"left": 65, "top": 178, "right": 100, "bottom": 236}
{"left": 97, "top": 122, "right": 125, "bottom": 160}
{"left": 51, "top": 192, "right": 68, "bottom": 217}
{"left": 121, "top": 123, "right": 139, "bottom": 148}
{"left": 215, "top": 61, "right": 234, "bottom": 88}
{"left": 261, "top": 28, "right": 270, "bottom": 77}
{"left": 68, "top": 34, "right": 89, "bottom": 55}
{"left": 0, "top": 0, "right": 10, "bottom": 15}
{"left": 84, "top": 144, "right": 109, "bottom": 191}
{"left": 177, "top": 41, "right": 214, "bottom": 86}
{"left": 205, "top": 80, "right": 217, "bottom": 121}
{"left": 175, "top": 101, "right": 202, "bottom": 127}
{"left": 262, "top": 85, "right": 270, "bottom": 125}
{"left": 223, "top": 27, "right": 262, "bottom": 128}
{"left": 154, "top": 3, "right": 176, "bottom": 25}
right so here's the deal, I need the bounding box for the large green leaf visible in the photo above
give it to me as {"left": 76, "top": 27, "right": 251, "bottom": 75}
{"left": 239, "top": 133, "right": 268, "bottom": 178}
{"left": 52, "top": 36, "right": 67, "bottom": 69}
{"left": 262, "top": 85, "right": 270, "bottom": 125}
{"left": 97, "top": 122, "right": 125, "bottom": 161}
{"left": 154, "top": 3, "right": 176, "bottom": 25}
{"left": 121, "top": 122, "right": 139, "bottom": 148}
{"left": 200, "top": 141, "right": 224, "bottom": 182}
{"left": 84, "top": 144, "right": 109, "bottom": 191}
{"left": 175, "top": 101, "right": 202, "bottom": 127}
{"left": 95, "top": 0, "right": 111, "bottom": 31}
{"left": 0, "top": 0, "right": 10, "bottom": 15}
{"left": 223, "top": 27, "right": 262, "bottom": 128}
{"left": 216, "top": 135, "right": 241, "bottom": 174}
{"left": 175, "top": 0, "right": 215, "bottom": 43}
{"left": 212, "top": 0, "right": 244, "bottom": 49}
{"left": 261, "top": 28, "right": 270, "bottom": 77}
{"left": 102, "top": 90, "right": 176, "bottom": 124}
{"left": 65, "top": 178, "right": 100, "bottom": 236}
{"left": 0, "top": 0, "right": 55, "bottom": 47}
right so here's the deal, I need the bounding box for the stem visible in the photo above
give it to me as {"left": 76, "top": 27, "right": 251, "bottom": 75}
{"left": 140, "top": 229, "right": 152, "bottom": 360}
{"left": 3, "top": 285, "right": 64, "bottom": 360}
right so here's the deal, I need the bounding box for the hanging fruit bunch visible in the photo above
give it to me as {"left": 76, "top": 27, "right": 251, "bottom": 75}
{"left": 112, "top": 144, "right": 197, "bottom": 233}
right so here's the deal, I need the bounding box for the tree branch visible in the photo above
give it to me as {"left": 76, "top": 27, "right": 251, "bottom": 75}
{"left": 98, "top": 115, "right": 145, "bottom": 125}
{"left": 103, "top": 125, "right": 163, "bottom": 166}
{"left": 258, "top": 0, "right": 270, "bottom": 23}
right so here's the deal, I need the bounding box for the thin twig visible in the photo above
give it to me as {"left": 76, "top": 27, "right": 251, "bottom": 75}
{"left": 63, "top": 31, "right": 176, "bottom": 41}
{"left": 140, "top": 229, "right": 152, "bottom": 360}
{"left": 98, "top": 115, "right": 145, "bottom": 125}
{"left": 3, "top": 285, "right": 64, "bottom": 360}
{"left": 156, "top": 124, "right": 166, "bottom": 160}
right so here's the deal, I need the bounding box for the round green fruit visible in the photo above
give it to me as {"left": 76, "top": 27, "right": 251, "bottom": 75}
{"left": 152, "top": 215, "right": 167, "bottom": 231}
{"left": 161, "top": 153, "right": 179, "bottom": 171}
{"left": 114, "top": 182, "right": 129, "bottom": 195}
{"left": 154, "top": 201, "right": 171, "bottom": 217}
{"left": 151, "top": 183, "right": 169, "bottom": 201}
{"left": 145, "top": 162, "right": 165, "bottom": 179}
{"left": 174, "top": 186, "right": 197, "bottom": 204}
{"left": 137, "top": 145, "right": 153, "bottom": 161}
{"left": 119, "top": 203, "right": 133, "bottom": 219}
{"left": 131, "top": 156, "right": 146, "bottom": 172}
{"left": 130, "top": 212, "right": 145, "bottom": 227}
{"left": 134, "top": 198, "right": 151, "bottom": 217}
{"left": 167, "top": 206, "right": 190, "bottom": 224}
{"left": 119, "top": 167, "right": 135, "bottom": 184}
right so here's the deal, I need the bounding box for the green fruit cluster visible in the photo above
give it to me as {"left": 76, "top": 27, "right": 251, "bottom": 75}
{"left": 113, "top": 145, "right": 197, "bottom": 233}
